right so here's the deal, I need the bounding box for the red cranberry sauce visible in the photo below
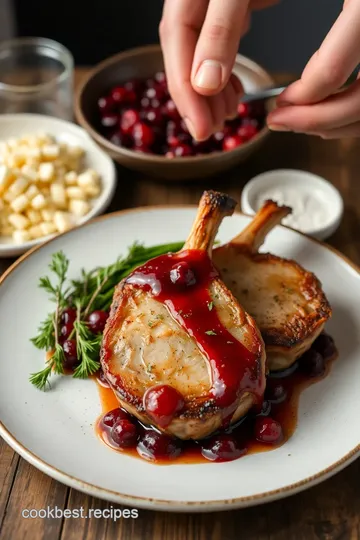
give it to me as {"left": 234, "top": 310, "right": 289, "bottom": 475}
{"left": 96, "top": 332, "right": 337, "bottom": 464}
{"left": 126, "top": 249, "right": 264, "bottom": 411}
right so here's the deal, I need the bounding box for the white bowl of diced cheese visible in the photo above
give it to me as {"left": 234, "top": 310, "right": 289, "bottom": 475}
{"left": 0, "top": 114, "right": 117, "bottom": 257}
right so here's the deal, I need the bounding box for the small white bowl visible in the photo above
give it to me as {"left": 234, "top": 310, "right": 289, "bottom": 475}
{"left": 0, "top": 114, "right": 116, "bottom": 257}
{"left": 241, "top": 169, "right": 344, "bottom": 241}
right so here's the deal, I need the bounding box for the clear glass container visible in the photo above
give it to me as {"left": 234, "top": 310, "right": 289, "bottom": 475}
{"left": 0, "top": 37, "right": 74, "bottom": 120}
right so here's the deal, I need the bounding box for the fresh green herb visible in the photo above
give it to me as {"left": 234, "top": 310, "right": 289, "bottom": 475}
{"left": 205, "top": 330, "right": 217, "bottom": 336}
{"left": 146, "top": 364, "right": 153, "bottom": 374}
{"left": 156, "top": 314, "right": 164, "bottom": 321}
{"left": 148, "top": 320, "right": 154, "bottom": 328}
{"left": 286, "top": 288, "right": 294, "bottom": 295}
{"left": 29, "top": 241, "right": 184, "bottom": 390}
{"left": 207, "top": 301, "right": 214, "bottom": 311}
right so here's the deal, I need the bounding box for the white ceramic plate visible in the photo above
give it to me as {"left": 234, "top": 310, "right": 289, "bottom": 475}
{"left": 0, "top": 114, "right": 116, "bottom": 258}
{"left": 0, "top": 207, "right": 359, "bottom": 512}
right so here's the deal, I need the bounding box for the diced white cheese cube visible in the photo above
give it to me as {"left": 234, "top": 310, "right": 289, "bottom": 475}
{"left": 83, "top": 184, "right": 101, "bottom": 198}
{"left": 8, "top": 213, "right": 30, "bottom": 230}
{"left": 42, "top": 144, "right": 60, "bottom": 160}
{"left": 54, "top": 211, "right": 73, "bottom": 233}
{"left": 69, "top": 199, "right": 90, "bottom": 217}
{"left": 0, "top": 165, "right": 11, "bottom": 187}
{"left": 28, "top": 225, "right": 43, "bottom": 239}
{"left": 26, "top": 209, "right": 42, "bottom": 225}
{"left": 31, "top": 193, "right": 47, "bottom": 210}
{"left": 21, "top": 165, "right": 38, "bottom": 182}
{"left": 50, "top": 183, "right": 67, "bottom": 209}
{"left": 25, "top": 147, "right": 41, "bottom": 160}
{"left": 66, "top": 186, "right": 85, "bottom": 200}
{"left": 39, "top": 222, "right": 57, "bottom": 236}
{"left": 11, "top": 194, "right": 29, "bottom": 213}
{"left": 41, "top": 208, "right": 55, "bottom": 222}
{"left": 25, "top": 184, "right": 40, "bottom": 200}
{"left": 77, "top": 169, "right": 100, "bottom": 187}
{"left": 38, "top": 162, "right": 55, "bottom": 182}
{"left": 7, "top": 177, "right": 29, "bottom": 197}
{"left": 65, "top": 171, "right": 78, "bottom": 185}
{"left": 67, "top": 145, "right": 85, "bottom": 159}
{"left": 12, "top": 230, "right": 31, "bottom": 244}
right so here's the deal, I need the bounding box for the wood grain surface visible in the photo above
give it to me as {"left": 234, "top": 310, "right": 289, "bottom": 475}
{"left": 0, "top": 69, "right": 359, "bottom": 540}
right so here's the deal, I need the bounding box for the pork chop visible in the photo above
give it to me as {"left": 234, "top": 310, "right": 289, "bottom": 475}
{"left": 101, "top": 191, "right": 266, "bottom": 440}
{"left": 213, "top": 200, "right": 332, "bottom": 371}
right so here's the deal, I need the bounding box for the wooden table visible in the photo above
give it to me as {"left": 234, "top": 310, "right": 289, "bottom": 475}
{"left": 1, "top": 70, "right": 360, "bottom": 540}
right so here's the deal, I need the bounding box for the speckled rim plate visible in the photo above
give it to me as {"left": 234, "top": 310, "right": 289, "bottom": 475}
{"left": 0, "top": 206, "right": 359, "bottom": 512}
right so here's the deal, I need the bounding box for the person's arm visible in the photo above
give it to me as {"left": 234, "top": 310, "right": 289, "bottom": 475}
{"left": 160, "top": 0, "right": 278, "bottom": 141}
{"left": 267, "top": 0, "right": 360, "bottom": 138}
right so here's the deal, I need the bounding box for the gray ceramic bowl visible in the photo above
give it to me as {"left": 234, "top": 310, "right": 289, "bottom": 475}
{"left": 75, "top": 44, "right": 274, "bottom": 181}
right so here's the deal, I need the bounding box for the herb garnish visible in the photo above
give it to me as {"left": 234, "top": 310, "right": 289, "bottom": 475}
{"left": 30, "top": 241, "right": 183, "bottom": 390}
{"left": 207, "top": 301, "right": 214, "bottom": 311}
{"left": 205, "top": 330, "right": 217, "bottom": 336}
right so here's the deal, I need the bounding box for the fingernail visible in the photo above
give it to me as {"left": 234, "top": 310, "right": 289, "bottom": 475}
{"left": 194, "top": 60, "right": 223, "bottom": 91}
{"left": 183, "top": 117, "right": 197, "bottom": 139}
{"left": 268, "top": 124, "right": 290, "bottom": 132}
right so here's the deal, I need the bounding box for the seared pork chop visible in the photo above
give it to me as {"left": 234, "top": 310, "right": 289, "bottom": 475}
{"left": 101, "top": 191, "right": 266, "bottom": 440}
{"left": 213, "top": 200, "right": 332, "bottom": 371}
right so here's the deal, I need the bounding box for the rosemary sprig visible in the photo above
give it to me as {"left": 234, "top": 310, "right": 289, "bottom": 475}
{"left": 29, "top": 241, "right": 184, "bottom": 390}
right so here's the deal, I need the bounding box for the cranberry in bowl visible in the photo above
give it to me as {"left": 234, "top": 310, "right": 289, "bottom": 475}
{"left": 75, "top": 44, "right": 274, "bottom": 180}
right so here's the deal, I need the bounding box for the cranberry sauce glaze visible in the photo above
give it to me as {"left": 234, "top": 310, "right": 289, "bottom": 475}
{"left": 126, "top": 249, "right": 264, "bottom": 411}
{"left": 96, "top": 332, "right": 337, "bottom": 463}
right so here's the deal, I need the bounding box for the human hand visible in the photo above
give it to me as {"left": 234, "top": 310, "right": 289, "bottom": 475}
{"left": 267, "top": 0, "right": 360, "bottom": 139}
{"left": 160, "top": 0, "right": 278, "bottom": 141}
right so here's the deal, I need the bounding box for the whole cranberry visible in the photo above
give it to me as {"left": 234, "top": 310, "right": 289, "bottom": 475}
{"left": 154, "top": 71, "right": 167, "bottom": 87}
{"left": 237, "top": 102, "right": 251, "bottom": 117}
{"left": 299, "top": 349, "right": 326, "bottom": 377}
{"left": 222, "top": 135, "right": 244, "bottom": 151}
{"left": 255, "top": 417, "right": 283, "bottom": 444}
{"left": 265, "top": 382, "right": 287, "bottom": 404}
{"left": 124, "top": 78, "right": 144, "bottom": 95}
{"left": 312, "top": 333, "right": 336, "bottom": 360}
{"left": 144, "top": 385, "right": 185, "bottom": 428}
{"left": 166, "top": 133, "right": 191, "bottom": 148}
{"left": 133, "top": 122, "right": 155, "bottom": 147}
{"left": 201, "top": 434, "right": 246, "bottom": 462}
{"left": 137, "top": 430, "right": 182, "bottom": 460}
{"left": 249, "top": 99, "right": 266, "bottom": 117}
{"left": 144, "top": 86, "right": 167, "bottom": 102}
{"left": 237, "top": 124, "right": 258, "bottom": 141}
{"left": 111, "top": 86, "right": 136, "bottom": 104}
{"left": 166, "top": 143, "right": 193, "bottom": 157}
{"left": 111, "top": 419, "right": 138, "bottom": 448}
{"left": 109, "top": 131, "right": 133, "bottom": 148}
{"left": 103, "top": 408, "right": 130, "bottom": 427}
{"left": 60, "top": 323, "right": 73, "bottom": 339}
{"left": 140, "top": 96, "right": 151, "bottom": 110}
{"left": 163, "top": 99, "right": 181, "bottom": 121}
{"left": 166, "top": 120, "right": 182, "bottom": 136}
{"left": 120, "top": 109, "right": 141, "bottom": 134}
{"left": 170, "top": 261, "right": 196, "bottom": 286}
{"left": 87, "top": 310, "right": 109, "bottom": 334}
{"left": 62, "top": 339, "right": 79, "bottom": 370}
{"left": 192, "top": 138, "right": 212, "bottom": 154}
{"left": 142, "top": 108, "right": 163, "bottom": 126}
{"left": 98, "top": 96, "right": 115, "bottom": 114}
{"left": 61, "top": 307, "right": 77, "bottom": 324}
{"left": 100, "top": 114, "right": 118, "bottom": 129}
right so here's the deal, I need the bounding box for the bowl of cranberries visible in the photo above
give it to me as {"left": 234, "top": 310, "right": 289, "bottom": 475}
{"left": 75, "top": 45, "right": 274, "bottom": 180}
